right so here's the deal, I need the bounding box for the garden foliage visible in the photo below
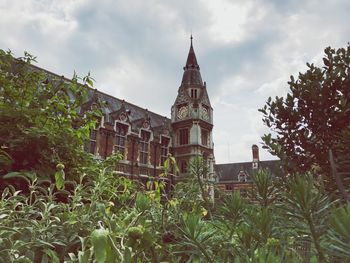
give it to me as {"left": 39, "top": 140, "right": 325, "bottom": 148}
{"left": 1, "top": 164, "right": 350, "bottom": 262}
{"left": 1, "top": 50, "right": 350, "bottom": 262}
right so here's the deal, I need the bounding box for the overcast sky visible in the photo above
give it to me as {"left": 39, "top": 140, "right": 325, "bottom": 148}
{"left": 1, "top": 0, "right": 349, "bottom": 164}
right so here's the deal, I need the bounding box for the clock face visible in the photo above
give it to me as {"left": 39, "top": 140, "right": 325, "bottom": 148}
{"left": 177, "top": 106, "right": 188, "bottom": 119}
{"left": 201, "top": 107, "right": 209, "bottom": 121}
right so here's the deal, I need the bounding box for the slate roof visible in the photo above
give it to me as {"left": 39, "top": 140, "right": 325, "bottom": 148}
{"left": 181, "top": 37, "right": 203, "bottom": 86}
{"left": 215, "top": 160, "right": 282, "bottom": 183}
{"left": 25, "top": 62, "right": 171, "bottom": 136}
{"left": 83, "top": 88, "right": 171, "bottom": 134}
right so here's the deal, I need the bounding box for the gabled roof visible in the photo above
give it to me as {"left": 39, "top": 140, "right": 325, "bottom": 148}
{"left": 84, "top": 88, "right": 171, "bottom": 134}
{"left": 215, "top": 160, "right": 281, "bottom": 182}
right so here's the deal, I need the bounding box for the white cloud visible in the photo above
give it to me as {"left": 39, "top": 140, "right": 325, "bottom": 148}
{"left": 0, "top": 0, "right": 349, "bottom": 163}
{"left": 202, "top": 0, "right": 252, "bottom": 44}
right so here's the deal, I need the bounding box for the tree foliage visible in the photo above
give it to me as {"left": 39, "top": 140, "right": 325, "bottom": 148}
{"left": 260, "top": 45, "right": 350, "bottom": 178}
{"left": 0, "top": 49, "right": 99, "bottom": 182}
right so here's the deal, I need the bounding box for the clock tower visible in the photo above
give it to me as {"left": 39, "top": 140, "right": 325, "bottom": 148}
{"left": 171, "top": 36, "right": 215, "bottom": 181}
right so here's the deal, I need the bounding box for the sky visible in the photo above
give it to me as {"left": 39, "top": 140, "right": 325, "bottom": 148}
{"left": 1, "top": 0, "right": 349, "bottom": 164}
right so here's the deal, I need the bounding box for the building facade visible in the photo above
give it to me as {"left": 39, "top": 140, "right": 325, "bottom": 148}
{"left": 81, "top": 37, "right": 280, "bottom": 192}
{"left": 20, "top": 37, "right": 280, "bottom": 191}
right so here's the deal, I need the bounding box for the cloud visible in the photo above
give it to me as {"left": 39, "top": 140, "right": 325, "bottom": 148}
{"left": 0, "top": 0, "right": 349, "bottom": 163}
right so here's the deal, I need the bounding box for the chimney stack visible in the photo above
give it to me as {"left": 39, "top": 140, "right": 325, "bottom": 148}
{"left": 252, "top": 144, "right": 259, "bottom": 162}
{"left": 252, "top": 144, "right": 259, "bottom": 170}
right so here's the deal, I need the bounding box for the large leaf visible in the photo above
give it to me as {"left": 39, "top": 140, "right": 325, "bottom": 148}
{"left": 54, "top": 170, "right": 65, "bottom": 190}
{"left": 91, "top": 228, "right": 109, "bottom": 263}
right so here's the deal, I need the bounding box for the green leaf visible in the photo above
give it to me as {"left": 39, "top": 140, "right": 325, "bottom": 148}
{"left": 123, "top": 247, "right": 132, "bottom": 263}
{"left": 91, "top": 228, "right": 109, "bottom": 263}
{"left": 43, "top": 249, "right": 60, "bottom": 263}
{"left": 3, "top": 171, "right": 35, "bottom": 184}
{"left": 135, "top": 193, "right": 150, "bottom": 212}
{"left": 54, "top": 170, "right": 65, "bottom": 190}
{"left": 78, "top": 250, "right": 91, "bottom": 263}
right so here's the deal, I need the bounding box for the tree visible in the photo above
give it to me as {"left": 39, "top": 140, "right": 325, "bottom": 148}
{"left": 0, "top": 49, "right": 99, "bottom": 183}
{"left": 260, "top": 45, "right": 350, "bottom": 181}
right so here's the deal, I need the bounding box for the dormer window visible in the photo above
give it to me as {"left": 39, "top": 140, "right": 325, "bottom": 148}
{"left": 190, "top": 89, "right": 198, "bottom": 99}
{"left": 238, "top": 171, "right": 247, "bottom": 182}
{"left": 104, "top": 114, "right": 110, "bottom": 123}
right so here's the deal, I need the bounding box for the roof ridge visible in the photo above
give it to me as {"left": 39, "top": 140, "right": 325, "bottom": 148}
{"left": 27, "top": 62, "right": 170, "bottom": 121}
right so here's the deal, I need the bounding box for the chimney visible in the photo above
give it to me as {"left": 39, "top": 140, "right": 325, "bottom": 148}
{"left": 252, "top": 144, "right": 259, "bottom": 162}
{"left": 252, "top": 144, "right": 259, "bottom": 170}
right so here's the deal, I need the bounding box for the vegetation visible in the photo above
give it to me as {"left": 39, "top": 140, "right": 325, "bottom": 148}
{"left": 1, "top": 48, "right": 349, "bottom": 262}
{"left": 1, "top": 165, "right": 350, "bottom": 262}
{"left": 0, "top": 49, "right": 99, "bottom": 183}
{"left": 260, "top": 45, "right": 350, "bottom": 177}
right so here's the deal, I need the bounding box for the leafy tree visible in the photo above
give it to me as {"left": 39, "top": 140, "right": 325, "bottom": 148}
{"left": 260, "top": 45, "right": 350, "bottom": 180}
{"left": 0, "top": 49, "right": 99, "bottom": 182}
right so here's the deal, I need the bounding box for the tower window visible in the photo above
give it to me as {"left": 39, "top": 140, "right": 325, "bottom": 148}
{"left": 190, "top": 89, "right": 198, "bottom": 99}
{"left": 180, "top": 161, "right": 188, "bottom": 173}
{"left": 160, "top": 136, "right": 170, "bottom": 166}
{"left": 84, "top": 129, "right": 97, "bottom": 154}
{"left": 201, "top": 129, "right": 208, "bottom": 146}
{"left": 114, "top": 122, "right": 128, "bottom": 158}
{"left": 139, "top": 130, "right": 151, "bottom": 164}
{"left": 179, "top": 129, "right": 189, "bottom": 145}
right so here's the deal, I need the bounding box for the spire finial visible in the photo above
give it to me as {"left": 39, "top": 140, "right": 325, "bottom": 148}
{"left": 190, "top": 34, "right": 193, "bottom": 46}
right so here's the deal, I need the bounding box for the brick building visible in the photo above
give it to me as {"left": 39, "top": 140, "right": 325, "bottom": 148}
{"left": 215, "top": 145, "right": 281, "bottom": 196}
{"left": 80, "top": 36, "right": 216, "bottom": 191}
{"left": 13, "top": 37, "right": 280, "bottom": 192}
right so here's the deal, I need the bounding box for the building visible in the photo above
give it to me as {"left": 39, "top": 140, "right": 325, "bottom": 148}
{"left": 80, "top": 36, "right": 217, "bottom": 190}
{"left": 14, "top": 37, "right": 280, "bottom": 192}
{"left": 81, "top": 37, "right": 281, "bottom": 193}
{"left": 215, "top": 145, "right": 281, "bottom": 196}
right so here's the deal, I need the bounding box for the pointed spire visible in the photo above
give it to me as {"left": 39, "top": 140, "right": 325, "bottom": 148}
{"left": 185, "top": 34, "right": 199, "bottom": 70}
{"left": 182, "top": 35, "right": 203, "bottom": 85}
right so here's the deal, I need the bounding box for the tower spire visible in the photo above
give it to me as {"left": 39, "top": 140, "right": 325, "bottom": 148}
{"left": 182, "top": 35, "right": 202, "bottom": 85}
{"left": 185, "top": 34, "right": 199, "bottom": 70}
